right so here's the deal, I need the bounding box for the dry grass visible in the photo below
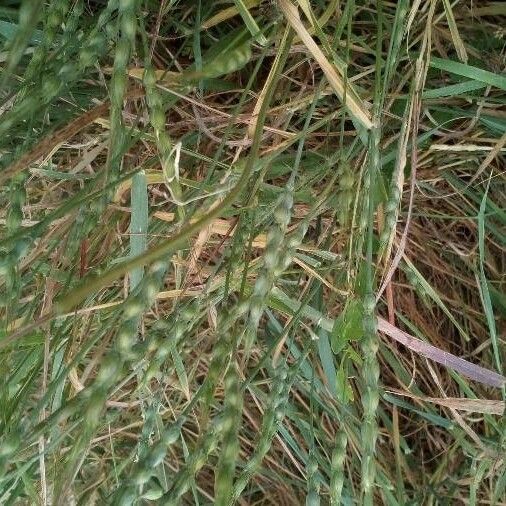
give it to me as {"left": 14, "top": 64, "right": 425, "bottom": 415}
{"left": 0, "top": 1, "right": 505, "bottom": 504}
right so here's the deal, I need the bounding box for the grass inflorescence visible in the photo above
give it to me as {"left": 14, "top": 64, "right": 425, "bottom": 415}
{"left": 1, "top": 0, "right": 505, "bottom": 504}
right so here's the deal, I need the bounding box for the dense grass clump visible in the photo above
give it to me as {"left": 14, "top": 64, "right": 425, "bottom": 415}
{"left": 1, "top": 1, "right": 505, "bottom": 504}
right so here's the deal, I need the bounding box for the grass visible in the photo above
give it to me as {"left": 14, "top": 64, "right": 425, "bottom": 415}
{"left": 0, "top": 0, "right": 505, "bottom": 504}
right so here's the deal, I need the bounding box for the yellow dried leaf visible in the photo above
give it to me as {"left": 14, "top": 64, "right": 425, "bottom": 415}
{"left": 278, "top": 0, "right": 373, "bottom": 130}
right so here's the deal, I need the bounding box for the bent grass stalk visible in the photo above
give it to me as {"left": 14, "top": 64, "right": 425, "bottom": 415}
{"left": 49, "top": 26, "right": 293, "bottom": 316}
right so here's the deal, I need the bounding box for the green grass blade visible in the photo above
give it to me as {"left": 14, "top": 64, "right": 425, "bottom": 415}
{"left": 422, "top": 80, "right": 487, "bottom": 99}
{"left": 232, "top": 0, "right": 268, "bottom": 45}
{"left": 430, "top": 57, "right": 506, "bottom": 91}
{"left": 129, "top": 170, "right": 149, "bottom": 290}
{"left": 477, "top": 178, "right": 503, "bottom": 383}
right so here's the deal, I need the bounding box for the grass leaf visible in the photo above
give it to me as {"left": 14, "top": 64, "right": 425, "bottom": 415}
{"left": 430, "top": 57, "right": 506, "bottom": 91}
{"left": 129, "top": 170, "right": 149, "bottom": 290}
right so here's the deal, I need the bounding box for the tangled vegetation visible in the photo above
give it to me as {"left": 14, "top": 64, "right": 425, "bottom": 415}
{"left": 0, "top": 0, "right": 505, "bottom": 504}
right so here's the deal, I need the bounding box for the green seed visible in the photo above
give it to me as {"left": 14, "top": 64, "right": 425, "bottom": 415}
{"left": 308, "top": 459, "right": 318, "bottom": 476}
{"left": 146, "top": 444, "right": 167, "bottom": 468}
{"left": 330, "top": 429, "right": 348, "bottom": 504}
{"left": 253, "top": 272, "right": 270, "bottom": 296}
{"left": 341, "top": 171, "right": 354, "bottom": 189}
{"left": 41, "top": 75, "right": 61, "bottom": 99}
{"left": 142, "top": 482, "right": 164, "bottom": 501}
{"left": 306, "top": 490, "right": 320, "bottom": 506}
{"left": 150, "top": 108, "right": 166, "bottom": 132}
{"left": 95, "top": 354, "right": 121, "bottom": 386}
{"left": 121, "top": 16, "right": 136, "bottom": 43}
{"left": 119, "top": 0, "right": 135, "bottom": 9}
{"left": 123, "top": 300, "right": 144, "bottom": 319}
{"left": 133, "top": 468, "right": 152, "bottom": 486}
{"left": 273, "top": 202, "right": 291, "bottom": 228}
{"left": 162, "top": 424, "right": 182, "bottom": 446}
{"left": 85, "top": 390, "right": 105, "bottom": 424}
{"left": 116, "top": 326, "right": 134, "bottom": 355}
{"left": 385, "top": 198, "right": 398, "bottom": 214}
{"left": 114, "top": 486, "right": 136, "bottom": 506}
